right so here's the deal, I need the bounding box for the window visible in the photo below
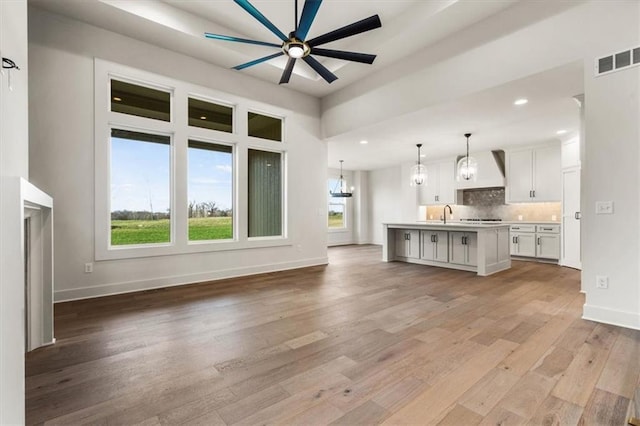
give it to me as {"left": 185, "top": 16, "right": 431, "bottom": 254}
{"left": 110, "top": 129, "right": 171, "bottom": 246}
{"left": 248, "top": 111, "right": 282, "bottom": 142}
{"left": 188, "top": 141, "right": 233, "bottom": 241}
{"left": 248, "top": 149, "right": 282, "bottom": 237}
{"left": 111, "top": 79, "right": 170, "bottom": 121}
{"left": 188, "top": 98, "right": 233, "bottom": 132}
{"left": 96, "top": 60, "right": 290, "bottom": 260}
{"left": 327, "top": 179, "right": 346, "bottom": 229}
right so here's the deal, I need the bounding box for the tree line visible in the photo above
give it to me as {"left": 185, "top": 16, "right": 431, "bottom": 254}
{"left": 111, "top": 201, "right": 231, "bottom": 220}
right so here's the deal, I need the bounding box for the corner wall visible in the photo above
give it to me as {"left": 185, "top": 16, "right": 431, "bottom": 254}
{"left": 28, "top": 7, "right": 328, "bottom": 302}
{"left": 0, "top": 0, "right": 29, "bottom": 423}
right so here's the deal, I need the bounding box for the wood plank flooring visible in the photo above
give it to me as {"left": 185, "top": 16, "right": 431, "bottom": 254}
{"left": 26, "top": 245, "right": 640, "bottom": 425}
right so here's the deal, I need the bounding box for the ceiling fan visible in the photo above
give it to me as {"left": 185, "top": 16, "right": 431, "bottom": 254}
{"left": 204, "top": 0, "right": 382, "bottom": 84}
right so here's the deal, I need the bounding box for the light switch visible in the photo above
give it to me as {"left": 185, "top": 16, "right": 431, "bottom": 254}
{"left": 595, "top": 201, "right": 614, "bottom": 215}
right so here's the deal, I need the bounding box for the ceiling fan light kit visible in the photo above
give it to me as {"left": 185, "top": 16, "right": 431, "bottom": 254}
{"left": 205, "top": 0, "right": 382, "bottom": 84}
{"left": 457, "top": 133, "right": 478, "bottom": 182}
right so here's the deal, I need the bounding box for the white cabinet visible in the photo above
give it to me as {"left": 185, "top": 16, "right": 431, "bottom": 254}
{"left": 395, "top": 229, "right": 420, "bottom": 259}
{"left": 419, "top": 160, "right": 457, "bottom": 205}
{"left": 506, "top": 144, "right": 561, "bottom": 203}
{"left": 510, "top": 225, "right": 536, "bottom": 257}
{"left": 536, "top": 225, "right": 561, "bottom": 260}
{"left": 420, "top": 230, "right": 448, "bottom": 263}
{"left": 509, "top": 224, "right": 560, "bottom": 260}
{"left": 449, "top": 232, "right": 477, "bottom": 266}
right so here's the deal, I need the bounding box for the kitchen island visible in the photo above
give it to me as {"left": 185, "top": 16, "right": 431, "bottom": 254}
{"left": 383, "top": 222, "right": 511, "bottom": 276}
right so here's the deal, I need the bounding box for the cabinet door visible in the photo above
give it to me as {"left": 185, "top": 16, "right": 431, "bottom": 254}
{"left": 465, "top": 232, "right": 477, "bottom": 266}
{"left": 419, "top": 163, "right": 440, "bottom": 205}
{"left": 449, "top": 232, "right": 467, "bottom": 265}
{"left": 420, "top": 231, "right": 435, "bottom": 261}
{"left": 437, "top": 161, "right": 457, "bottom": 205}
{"left": 434, "top": 231, "right": 449, "bottom": 263}
{"left": 406, "top": 230, "right": 420, "bottom": 259}
{"left": 533, "top": 145, "right": 561, "bottom": 201}
{"left": 537, "top": 234, "right": 560, "bottom": 259}
{"left": 512, "top": 233, "right": 536, "bottom": 257}
{"left": 507, "top": 149, "right": 533, "bottom": 203}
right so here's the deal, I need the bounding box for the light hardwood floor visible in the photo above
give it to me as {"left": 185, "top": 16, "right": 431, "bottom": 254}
{"left": 26, "top": 245, "right": 640, "bottom": 425}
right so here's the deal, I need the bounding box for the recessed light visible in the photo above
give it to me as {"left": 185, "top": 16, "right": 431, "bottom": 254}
{"left": 514, "top": 98, "right": 528, "bottom": 106}
{"left": 360, "top": 140, "right": 368, "bottom": 144}
{"left": 113, "top": 97, "right": 122, "bottom": 102}
{"left": 200, "top": 116, "right": 207, "bottom": 120}
{"left": 556, "top": 129, "right": 567, "bottom": 135}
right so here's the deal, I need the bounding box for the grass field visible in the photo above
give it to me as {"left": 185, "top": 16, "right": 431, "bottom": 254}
{"left": 111, "top": 217, "right": 232, "bottom": 245}
{"left": 328, "top": 213, "right": 344, "bottom": 228}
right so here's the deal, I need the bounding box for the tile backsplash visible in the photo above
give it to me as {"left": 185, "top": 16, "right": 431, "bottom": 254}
{"left": 425, "top": 188, "right": 561, "bottom": 222}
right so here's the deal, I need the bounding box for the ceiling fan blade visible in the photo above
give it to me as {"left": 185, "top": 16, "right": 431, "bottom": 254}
{"left": 233, "top": 52, "right": 284, "bottom": 70}
{"left": 307, "top": 15, "right": 381, "bottom": 47}
{"left": 295, "top": 0, "right": 323, "bottom": 41}
{"left": 310, "top": 47, "right": 376, "bottom": 64}
{"left": 279, "top": 57, "right": 296, "bottom": 84}
{"left": 233, "top": 0, "right": 289, "bottom": 42}
{"left": 302, "top": 55, "right": 337, "bottom": 83}
{"left": 204, "top": 33, "right": 281, "bottom": 48}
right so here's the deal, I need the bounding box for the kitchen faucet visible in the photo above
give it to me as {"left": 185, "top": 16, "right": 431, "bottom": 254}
{"left": 443, "top": 204, "right": 453, "bottom": 224}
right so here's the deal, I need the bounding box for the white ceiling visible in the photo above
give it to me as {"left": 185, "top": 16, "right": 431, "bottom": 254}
{"left": 327, "top": 60, "right": 583, "bottom": 170}
{"left": 29, "top": 0, "right": 583, "bottom": 171}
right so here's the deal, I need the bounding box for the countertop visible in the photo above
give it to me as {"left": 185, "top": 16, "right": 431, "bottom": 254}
{"left": 385, "top": 222, "right": 510, "bottom": 229}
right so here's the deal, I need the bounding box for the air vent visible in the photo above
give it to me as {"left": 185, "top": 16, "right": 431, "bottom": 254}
{"left": 596, "top": 46, "right": 640, "bottom": 76}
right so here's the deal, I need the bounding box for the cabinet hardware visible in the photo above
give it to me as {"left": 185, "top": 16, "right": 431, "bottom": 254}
{"left": 529, "top": 190, "right": 532, "bottom": 197}
{"left": 516, "top": 236, "right": 519, "bottom": 243}
{"left": 430, "top": 235, "right": 435, "bottom": 243}
{"left": 532, "top": 190, "right": 536, "bottom": 198}
{"left": 542, "top": 227, "right": 552, "bottom": 231}
{"left": 512, "top": 236, "right": 516, "bottom": 244}
{"left": 537, "top": 237, "right": 541, "bottom": 245}
{"left": 434, "top": 235, "right": 438, "bottom": 243}
{"left": 575, "top": 212, "right": 581, "bottom": 220}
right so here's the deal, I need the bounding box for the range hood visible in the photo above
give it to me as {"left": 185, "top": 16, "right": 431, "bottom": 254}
{"left": 456, "top": 150, "right": 505, "bottom": 189}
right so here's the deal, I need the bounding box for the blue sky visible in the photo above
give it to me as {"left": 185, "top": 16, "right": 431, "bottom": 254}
{"left": 111, "top": 137, "right": 232, "bottom": 213}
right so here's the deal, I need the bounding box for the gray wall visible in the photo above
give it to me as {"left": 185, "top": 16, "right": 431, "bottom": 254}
{"left": 28, "top": 7, "right": 328, "bottom": 301}
{"left": 0, "top": 0, "right": 29, "bottom": 423}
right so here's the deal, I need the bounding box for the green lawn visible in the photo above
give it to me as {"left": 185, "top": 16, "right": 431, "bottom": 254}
{"left": 111, "top": 217, "right": 232, "bottom": 245}
{"left": 328, "top": 213, "right": 344, "bottom": 228}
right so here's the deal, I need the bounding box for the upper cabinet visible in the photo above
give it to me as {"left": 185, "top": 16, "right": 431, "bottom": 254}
{"left": 506, "top": 143, "right": 561, "bottom": 203}
{"left": 419, "top": 160, "right": 457, "bottom": 205}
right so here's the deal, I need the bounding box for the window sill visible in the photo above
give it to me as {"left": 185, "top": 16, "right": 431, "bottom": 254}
{"left": 96, "top": 237, "right": 292, "bottom": 261}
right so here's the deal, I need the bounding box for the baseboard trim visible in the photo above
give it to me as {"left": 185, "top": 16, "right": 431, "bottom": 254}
{"left": 54, "top": 257, "right": 329, "bottom": 302}
{"left": 583, "top": 304, "right": 640, "bottom": 331}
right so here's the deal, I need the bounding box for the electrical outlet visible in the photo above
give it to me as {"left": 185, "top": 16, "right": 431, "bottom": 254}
{"left": 595, "top": 201, "right": 614, "bottom": 215}
{"left": 84, "top": 263, "right": 93, "bottom": 273}
{"left": 596, "top": 275, "right": 609, "bottom": 289}
{"left": 551, "top": 215, "right": 557, "bottom": 221}
{"left": 518, "top": 215, "right": 523, "bottom": 221}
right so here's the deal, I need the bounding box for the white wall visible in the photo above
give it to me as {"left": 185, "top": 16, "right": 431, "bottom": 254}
{"left": 582, "top": 36, "right": 640, "bottom": 326}
{"left": 0, "top": 0, "right": 29, "bottom": 423}
{"left": 28, "top": 7, "right": 328, "bottom": 301}
{"left": 367, "top": 162, "right": 419, "bottom": 245}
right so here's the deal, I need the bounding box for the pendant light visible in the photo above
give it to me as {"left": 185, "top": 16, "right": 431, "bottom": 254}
{"left": 410, "top": 144, "right": 427, "bottom": 186}
{"left": 330, "top": 160, "right": 353, "bottom": 198}
{"left": 457, "top": 133, "right": 478, "bottom": 182}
